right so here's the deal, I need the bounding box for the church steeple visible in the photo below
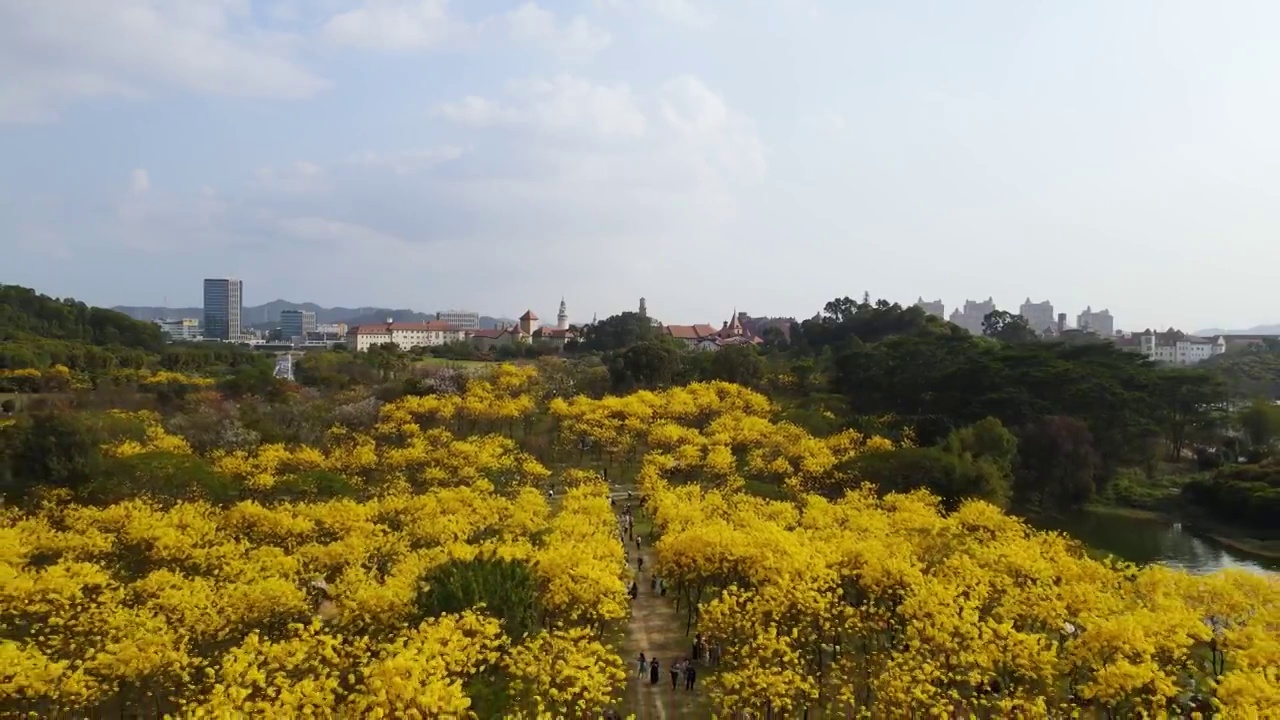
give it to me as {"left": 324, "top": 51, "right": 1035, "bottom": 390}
{"left": 557, "top": 297, "right": 569, "bottom": 330}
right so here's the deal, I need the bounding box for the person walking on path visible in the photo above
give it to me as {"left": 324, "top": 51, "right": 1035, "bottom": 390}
{"left": 648, "top": 657, "right": 660, "bottom": 685}
{"left": 684, "top": 662, "right": 697, "bottom": 691}
{"left": 637, "top": 652, "right": 647, "bottom": 678}
{"left": 669, "top": 659, "right": 682, "bottom": 689}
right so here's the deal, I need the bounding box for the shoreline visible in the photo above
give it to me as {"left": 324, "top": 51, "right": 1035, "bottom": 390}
{"left": 1082, "top": 503, "right": 1280, "bottom": 561}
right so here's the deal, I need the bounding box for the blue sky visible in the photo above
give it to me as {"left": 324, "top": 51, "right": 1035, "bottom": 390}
{"left": 2, "top": 0, "right": 1278, "bottom": 330}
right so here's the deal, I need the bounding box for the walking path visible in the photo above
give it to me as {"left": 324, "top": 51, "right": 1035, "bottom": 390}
{"left": 612, "top": 487, "right": 713, "bottom": 720}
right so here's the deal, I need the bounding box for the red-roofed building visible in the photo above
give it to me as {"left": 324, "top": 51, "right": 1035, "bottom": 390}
{"left": 664, "top": 310, "right": 763, "bottom": 351}
{"left": 663, "top": 323, "right": 719, "bottom": 348}
{"left": 347, "top": 319, "right": 474, "bottom": 351}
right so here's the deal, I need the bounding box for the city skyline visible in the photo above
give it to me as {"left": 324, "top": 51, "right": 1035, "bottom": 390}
{"left": 4, "top": 1, "right": 1280, "bottom": 331}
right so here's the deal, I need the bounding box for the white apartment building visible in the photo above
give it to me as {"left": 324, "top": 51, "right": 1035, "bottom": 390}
{"left": 914, "top": 297, "right": 945, "bottom": 319}
{"left": 948, "top": 297, "right": 996, "bottom": 335}
{"left": 435, "top": 311, "right": 481, "bottom": 330}
{"left": 1138, "top": 331, "right": 1226, "bottom": 366}
{"left": 1077, "top": 306, "right": 1115, "bottom": 337}
{"left": 1019, "top": 298, "right": 1055, "bottom": 335}
{"left": 154, "top": 318, "right": 201, "bottom": 341}
{"left": 348, "top": 320, "right": 473, "bottom": 351}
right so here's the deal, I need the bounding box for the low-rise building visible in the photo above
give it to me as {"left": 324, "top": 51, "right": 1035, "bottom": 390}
{"left": 663, "top": 323, "right": 719, "bottom": 349}
{"left": 280, "top": 309, "right": 317, "bottom": 342}
{"left": 1136, "top": 329, "right": 1226, "bottom": 365}
{"left": 154, "top": 318, "right": 201, "bottom": 342}
{"left": 347, "top": 319, "right": 473, "bottom": 351}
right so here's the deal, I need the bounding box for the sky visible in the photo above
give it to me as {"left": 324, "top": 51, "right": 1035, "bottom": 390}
{"left": 2, "top": 0, "right": 1279, "bottom": 331}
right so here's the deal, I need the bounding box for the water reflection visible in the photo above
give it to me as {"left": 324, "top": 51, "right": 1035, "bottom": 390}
{"left": 1029, "top": 511, "right": 1279, "bottom": 575}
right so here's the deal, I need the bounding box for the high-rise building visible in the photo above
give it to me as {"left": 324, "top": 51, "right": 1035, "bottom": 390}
{"left": 1077, "top": 306, "right": 1115, "bottom": 337}
{"left": 949, "top": 297, "right": 996, "bottom": 335}
{"left": 557, "top": 297, "right": 569, "bottom": 330}
{"left": 638, "top": 297, "right": 648, "bottom": 318}
{"left": 1019, "top": 298, "right": 1055, "bottom": 335}
{"left": 436, "top": 310, "right": 480, "bottom": 330}
{"left": 914, "top": 297, "right": 945, "bottom": 319}
{"left": 203, "top": 278, "right": 243, "bottom": 341}
{"left": 280, "top": 309, "right": 316, "bottom": 341}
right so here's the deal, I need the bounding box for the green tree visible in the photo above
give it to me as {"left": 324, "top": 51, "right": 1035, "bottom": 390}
{"left": 705, "top": 344, "right": 765, "bottom": 388}
{"left": 759, "top": 325, "right": 790, "bottom": 351}
{"left": 1015, "top": 416, "right": 1099, "bottom": 511}
{"left": 5, "top": 411, "right": 103, "bottom": 499}
{"left": 944, "top": 416, "right": 1018, "bottom": 479}
{"left": 854, "top": 446, "right": 1010, "bottom": 509}
{"left": 607, "top": 341, "right": 682, "bottom": 390}
{"left": 580, "top": 312, "right": 654, "bottom": 352}
{"left": 1150, "top": 369, "right": 1226, "bottom": 461}
{"left": 417, "top": 558, "right": 540, "bottom": 640}
{"left": 1238, "top": 398, "right": 1280, "bottom": 451}
{"left": 90, "top": 451, "right": 239, "bottom": 504}
{"left": 982, "top": 310, "right": 1037, "bottom": 343}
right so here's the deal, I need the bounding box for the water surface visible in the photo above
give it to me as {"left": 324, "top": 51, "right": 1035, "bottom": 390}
{"left": 1031, "top": 510, "right": 1279, "bottom": 574}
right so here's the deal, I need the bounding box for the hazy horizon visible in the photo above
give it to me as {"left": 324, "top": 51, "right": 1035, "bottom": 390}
{"left": 3, "top": 1, "right": 1279, "bottom": 331}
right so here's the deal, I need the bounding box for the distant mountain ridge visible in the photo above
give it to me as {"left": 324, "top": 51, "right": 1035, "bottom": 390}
{"left": 112, "top": 301, "right": 514, "bottom": 330}
{"left": 1196, "top": 324, "right": 1280, "bottom": 336}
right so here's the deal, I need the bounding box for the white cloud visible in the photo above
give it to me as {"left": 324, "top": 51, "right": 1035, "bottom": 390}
{"left": 0, "top": 0, "right": 326, "bottom": 123}
{"left": 437, "top": 75, "right": 647, "bottom": 139}
{"left": 347, "top": 147, "right": 466, "bottom": 174}
{"left": 423, "top": 73, "right": 765, "bottom": 277}
{"left": 504, "top": 2, "right": 613, "bottom": 60}
{"left": 432, "top": 96, "right": 514, "bottom": 126}
{"left": 598, "top": 0, "right": 714, "bottom": 28}
{"left": 803, "top": 111, "right": 847, "bottom": 133}
{"left": 321, "top": 0, "right": 462, "bottom": 51}
{"left": 254, "top": 161, "right": 327, "bottom": 194}
{"left": 130, "top": 169, "right": 151, "bottom": 194}
{"left": 278, "top": 216, "right": 407, "bottom": 248}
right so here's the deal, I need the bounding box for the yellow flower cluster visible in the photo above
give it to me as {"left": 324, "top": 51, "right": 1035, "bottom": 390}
{"left": 379, "top": 364, "right": 541, "bottom": 435}
{"left": 139, "top": 370, "right": 215, "bottom": 388}
{"left": 642, "top": 479, "right": 1280, "bottom": 718}
{"left": 0, "top": 481, "right": 629, "bottom": 717}
{"left": 554, "top": 381, "right": 897, "bottom": 491}
{"left": 100, "top": 410, "right": 194, "bottom": 458}
{"left": 0, "top": 364, "right": 91, "bottom": 392}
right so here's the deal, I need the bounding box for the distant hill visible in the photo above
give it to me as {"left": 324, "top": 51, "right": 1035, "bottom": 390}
{"left": 1196, "top": 324, "right": 1280, "bottom": 336}
{"left": 112, "top": 301, "right": 514, "bottom": 330}
{"left": 2, "top": 284, "right": 164, "bottom": 351}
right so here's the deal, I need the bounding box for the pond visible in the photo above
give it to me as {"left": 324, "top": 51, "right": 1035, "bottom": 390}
{"left": 1031, "top": 510, "right": 1280, "bottom": 575}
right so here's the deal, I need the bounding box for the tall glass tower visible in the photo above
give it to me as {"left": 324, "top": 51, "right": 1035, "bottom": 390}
{"left": 203, "top": 278, "right": 243, "bottom": 341}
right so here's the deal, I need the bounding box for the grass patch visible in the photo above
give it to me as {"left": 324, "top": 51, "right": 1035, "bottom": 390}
{"left": 1082, "top": 504, "right": 1173, "bottom": 523}
{"left": 412, "top": 357, "right": 493, "bottom": 370}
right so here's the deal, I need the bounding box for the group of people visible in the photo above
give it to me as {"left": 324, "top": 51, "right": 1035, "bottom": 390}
{"left": 691, "top": 632, "right": 722, "bottom": 668}
{"left": 637, "top": 653, "right": 698, "bottom": 691}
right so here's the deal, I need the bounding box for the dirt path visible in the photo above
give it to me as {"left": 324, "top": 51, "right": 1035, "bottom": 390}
{"left": 613, "top": 488, "right": 713, "bottom": 720}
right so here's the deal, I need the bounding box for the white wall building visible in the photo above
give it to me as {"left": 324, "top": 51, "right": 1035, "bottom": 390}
{"left": 948, "top": 297, "right": 996, "bottom": 335}
{"left": 1078, "top": 306, "right": 1115, "bottom": 337}
{"left": 348, "top": 320, "right": 473, "bottom": 351}
{"left": 154, "top": 318, "right": 201, "bottom": 341}
{"left": 435, "top": 311, "right": 481, "bottom": 330}
{"left": 1138, "top": 331, "right": 1226, "bottom": 366}
{"left": 1018, "top": 298, "right": 1055, "bottom": 335}
{"left": 914, "top": 297, "right": 945, "bottom": 319}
